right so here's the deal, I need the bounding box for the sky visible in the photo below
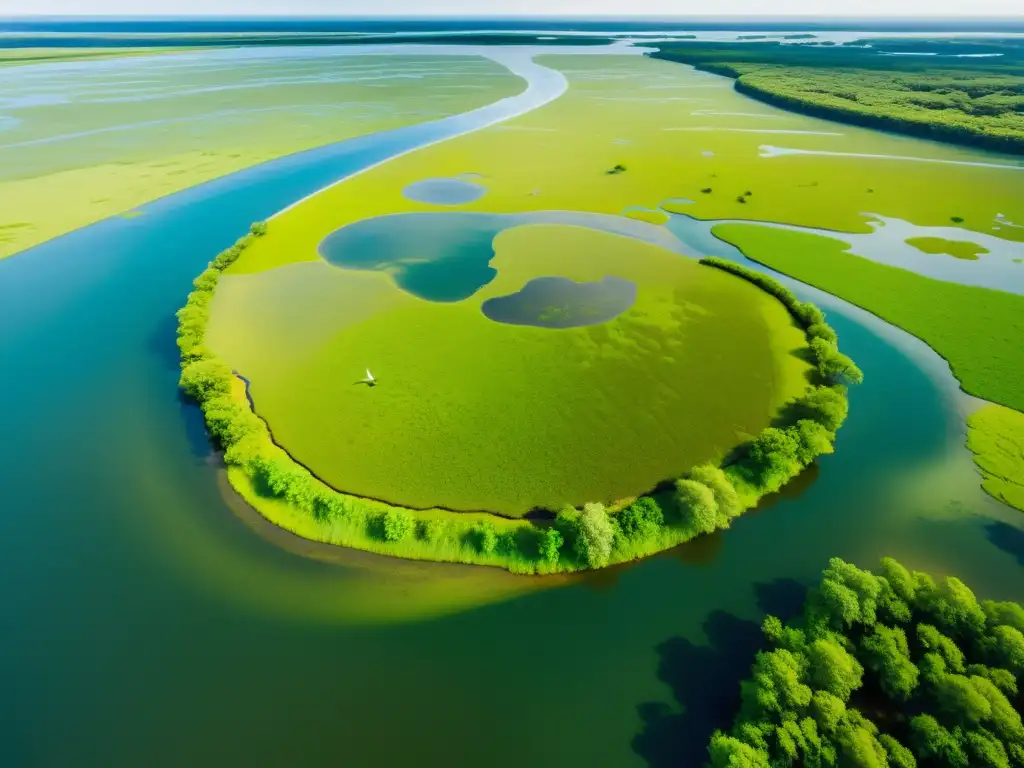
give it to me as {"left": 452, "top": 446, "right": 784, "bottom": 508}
{"left": 3, "top": 1, "right": 1021, "bottom": 17}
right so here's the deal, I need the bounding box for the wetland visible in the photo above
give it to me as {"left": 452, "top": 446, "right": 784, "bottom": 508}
{"left": 2, "top": 29, "right": 1024, "bottom": 768}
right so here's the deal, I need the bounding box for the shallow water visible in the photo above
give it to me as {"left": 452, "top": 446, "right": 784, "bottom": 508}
{"left": 481, "top": 275, "right": 638, "bottom": 328}
{"left": 672, "top": 210, "right": 1024, "bottom": 294}
{"left": 1, "top": 43, "right": 1024, "bottom": 768}
{"left": 318, "top": 209, "right": 685, "bottom": 301}
{"left": 402, "top": 175, "right": 488, "bottom": 204}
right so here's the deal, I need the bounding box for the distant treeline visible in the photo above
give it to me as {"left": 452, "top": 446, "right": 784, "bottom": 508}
{"left": 177, "top": 228, "right": 861, "bottom": 573}
{"left": 708, "top": 556, "right": 1024, "bottom": 768}
{"left": 652, "top": 42, "right": 1024, "bottom": 155}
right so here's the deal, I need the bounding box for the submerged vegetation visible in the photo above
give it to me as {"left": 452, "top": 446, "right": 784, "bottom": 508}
{"left": 967, "top": 405, "right": 1024, "bottom": 514}
{"left": 652, "top": 41, "right": 1024, "bottom": 153}
{"left": 708, "top": 557, "right": 1024, "bottom": 768}
{"left": 178, "top": 225, "right": 860, "bottom": 573}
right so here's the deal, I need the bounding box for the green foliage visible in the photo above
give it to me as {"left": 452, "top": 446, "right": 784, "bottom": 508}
{"left": 690, "top": 464, "right": 742, "bottom": 520}
{"left": 653, "top": 42, "right": 1024, "bottom": 153}
{"left": 708, "top": 558, "right": 1024, "bottom": 768}
{"left": 179, "top": 358, "right": 233, "bottom": 401}
{"left": 616, "top": 496, "right": 664, "bottom": 541}
{"left": 381, "top": 508, "right": 414, "bottom": 542}
{"left": 573, "top": 503, "right": 615, "bottom": 568}
{"left": 863, "top": 625, "right": 920, "bottom": 700}
{"left": 538, "top": 527, "right": 564, "bottom": 565}
{"left": 249, "top": 220, "right": 268, "bottom": 236}
{"left": 879, "top": 734, "right": 917, "bottom": 768}
{"left": 673, "top": 478, "right": 720, "bottom": 536}
{"left": 474, "top": 521, "right": 499, "bottom": 555}
{"left": 790, "top": 386, "right": 849, "bottom": 433}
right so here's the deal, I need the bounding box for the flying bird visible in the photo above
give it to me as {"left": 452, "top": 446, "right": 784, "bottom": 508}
{"left": 360, "top": 368, "right": 376, "bottom": 387}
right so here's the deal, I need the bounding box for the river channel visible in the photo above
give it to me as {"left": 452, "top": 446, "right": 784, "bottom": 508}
{"left": 1, "top": 45, "right": 1023, "bottom": 768}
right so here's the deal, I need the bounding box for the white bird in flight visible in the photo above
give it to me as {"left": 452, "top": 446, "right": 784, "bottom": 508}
{"left": 360, "top": 368, "right": 376, "bottom": 386}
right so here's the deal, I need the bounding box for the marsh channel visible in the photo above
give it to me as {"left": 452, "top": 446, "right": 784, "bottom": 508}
{"left": 1, "top": 43, "right": 1023, "bottom": 768}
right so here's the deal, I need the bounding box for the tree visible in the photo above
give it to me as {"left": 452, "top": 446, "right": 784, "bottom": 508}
{"left": 984, "top": 625, "right": 1024, "bottom": 676}
{"left": 811, "top": 558, "right": 882, "bottom": 630}
{"left": 539, "top": 528, "right": 563, "bottom": 565}
{"left": 793, "top": 419, "right": 835, "bottom": 464}
{"left": 673, "top": 479, "right": 719, "bottom": 536}
{"left": 910, "top": 714, "right": 969, "bottom": 768}
{"left": 791, "top": 386, "right": 849, "bottom": 432}
{"left": 740, "top": 649, "right": 812, "bottom": 721}
{"left": 807, "top": 636, "right": 864, "bottom": 701}
{"left": 878, "top": 734, "right": 916, "bottom": 768}
{"left": 179, "top": 358, "right": 233, "bottom": 401}
{"left": 475, "top": 522, "right": 499, "bottom": 555}
{"left": 381, "top": 509, "right": 414, "bottom": 542}
{"left": 617, "top": 497, "right": 664, "bottom": 541}
{"left": 918, "top": 624, "right": 966, "bottom": 674}
{"left": 574, "top": 503, "right": 615, "bottom": 568}
{"left": 862, "top": 625, "right": 920, "bottom": 701}
{"left": 690, "top": 464, "right": 742, "bottom": 520}
{"left": 707, "top": 731, "right": 771, "bottom": 768}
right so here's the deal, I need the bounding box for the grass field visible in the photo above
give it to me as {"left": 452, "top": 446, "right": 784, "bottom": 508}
{"left": 0, "top": 50, "right": 522, "bottom": 259}
{"left": 967, "top": 404, "right": 1024, "bottom": 513}
{"left": 711, "top": 224, "right": 1024, "bottom": 413}
{"left": 210, "top": 224, "right": 810, "bottom": 515}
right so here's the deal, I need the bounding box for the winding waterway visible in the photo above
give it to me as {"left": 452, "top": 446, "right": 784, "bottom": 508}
{"left": 2, "top": 44, "right": 1024, "bottom": 768}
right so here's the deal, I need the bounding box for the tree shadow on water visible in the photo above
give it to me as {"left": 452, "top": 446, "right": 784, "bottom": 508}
{"left": 985, "top": 520, "right": 1024, "bottom": 566}
{"left": 632, "top": 610, "right": 763, "bottom": 767}
{"left": 632, "top": 579, "right": 809, "bottom": 767}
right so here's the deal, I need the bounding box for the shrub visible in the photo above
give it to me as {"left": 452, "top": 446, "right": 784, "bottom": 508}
{"left": 689, "top": 464, "right": 742, "bottom": 520}
{"left": 794, "top": 419, "right": 836, "bottom": 464}
{"left": 811, "top": 338, "right": 865, "bottom": 384}
{"left": 382, "top": 508, "right": 414, "bottom": 542}
{"left": 250, "top": 221, "right": 268, "bottom": 236}
{"left": 180, "top": 358, "right": 233, "bottom": 401}
{"left": 574, "top": 503, "right": 615, "bottom": 568}
{"left": 617, "top": 497, "right": 664, "bottom": 541}
{"left": 791, "top": 386, "right": 849, "bottom": 432}
{"left": 673, "top": 479, "right": 719, "bottom": 536}
{"left": 475, "top": 522, "right": 499, "bottom": 555}
{"left": 539, "top": 528, "right": 564, "bottom": 565}
{"left": 807, "top": 323, "right": 838, "bottom": 345}
{"left": 418, "top": 519, "right": 445, "bottom": 543}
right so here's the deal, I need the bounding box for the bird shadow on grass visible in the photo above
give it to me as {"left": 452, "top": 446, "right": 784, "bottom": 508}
{"left": 631, "top": 578, "right": 808, "bottom": 767}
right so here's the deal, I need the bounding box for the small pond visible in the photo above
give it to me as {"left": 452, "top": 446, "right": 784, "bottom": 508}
{"left": 481, "top": 275, "right": 637, "bottom": 328}
{"left": 402, "top": 176, "right": 488, "bottom": 205}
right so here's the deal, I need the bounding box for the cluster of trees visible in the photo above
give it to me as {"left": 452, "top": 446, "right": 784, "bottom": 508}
{"left": 709, "top": 557, "right": 1024, "bottom": 768}
{"left": 652, "top": 43, "right": 1024, "bottom": 154}
{"left": 176, "top": 229, "right": 860, "bottom": 573}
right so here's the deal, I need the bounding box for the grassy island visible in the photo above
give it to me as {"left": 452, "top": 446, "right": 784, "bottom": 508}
{"left": 707, "top": 557, "right": 1024, "bottom": 768}
{"left": 177, "top": 224, "right": 860, "bottom": 574}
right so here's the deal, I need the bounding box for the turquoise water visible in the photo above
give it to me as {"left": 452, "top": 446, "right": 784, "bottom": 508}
{"left": 2, "top": 50, "right": 1024, "bottom": 768}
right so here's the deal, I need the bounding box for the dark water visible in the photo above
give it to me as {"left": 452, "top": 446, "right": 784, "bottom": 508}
{"left": 2, "top": 49, "right": 1024, "bottom": 768}
{"left": 482, "top": 275, "right": 637, "bottom": 328}
{"left": 318, "top": 210, "right": 684, "bottom": 302}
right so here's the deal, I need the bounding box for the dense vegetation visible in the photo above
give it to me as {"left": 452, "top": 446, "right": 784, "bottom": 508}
{"left": 177, "top": 227, "right": 860, "bottom": 572}
{"left": 708, "top": 557, "right": 1024, "bottom": 768}
{"left": 652, "top": 41, "right": 1024, "bottom": 154}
